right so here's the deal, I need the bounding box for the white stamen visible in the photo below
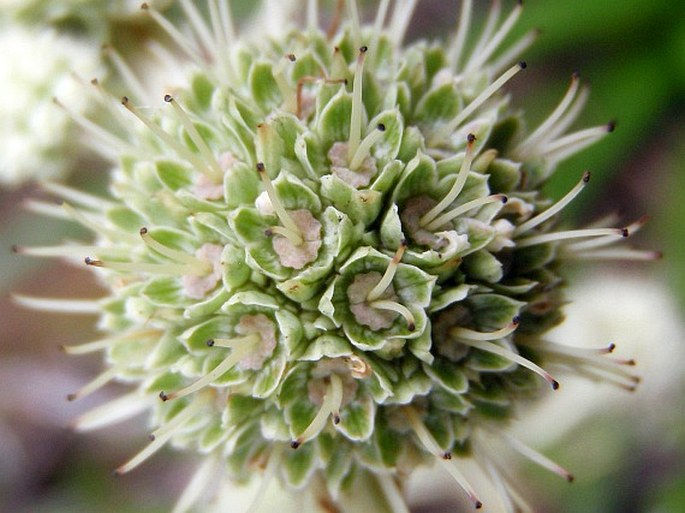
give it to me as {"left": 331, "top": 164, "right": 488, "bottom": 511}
{"left": 67, "top": 365, "right": 120, "bottom": 401}
{"left": 514, "top": 172, "right": 590, "bottom": 236}
{"left": 291, "top": 373, "right": 344, "bottom": 448}
{"left": 121, "top": 96, "right": 209, "bottom": 175}
{"left": 516, "top": 227, "right": 627, "bottom": 248}
{"left": 446, "top": 62, "right": 526, "bottom": 133}
{"left": 12, "top": 295, "right": 101, "bottom": 314}
{"left": 85, "top": 256, "right": 201, "bottom": 277}
{"left": 139, "top": 227, "right": 212, "bottom": 274}
{"left": 164, "top": 95, "right": 223, "bottom": 179}
{"left": 72, "top": 391, "right": 150, "bottom": 432}
{"left": 388, "top": 0, "right": 418, "bottom": 46}
{"left": 102, "top": 45, "right": 148, "bottom": 102}
{"left": 307, "top": 0, "right": 319, "bottom": 32}
{"left": 540, "top": 123, "right": 615, "bottom": 162}
{"left": 564, "top": 248, "right": 662, "bottom": 261}
{"left": 42, "top": 182, "right": 116, "bottom": 210}
{"left": 466, "top": 0, "right": 501, "bottom": 68}
{"left": 61, "top": 203, "right": 136, "bottom": 243}
{"left": 256, "top": 163, "right": 304, "bottom": 246}
{"left": 348, "top": 46, "right": 368, "bottom": 161}
{"left": 452, "top": 320, "right": 559, "bottom": 390}
{"left": 366, "top": 242, "right": 407, "bottom": 302}
{"left": 373, "top": 0, "right": 391, "bottom": 35}
{"left": 160, "top": 337, "right": 260, "bottom": 402}
{"left": 273, "top": 54, "right": 298, "bottom": 113}
{"left": 52, "top": 97, "right": 137, "bottom": 157}
{"left": 566, "top": 216, "right": 648, "bottom": 252}
{"left": 172, "top": 456, "right": 223, "bottom": 513}
{"left": 369, "top": 300, "right": 416, "bottom": 331}
{"left": 517, "top": 73, "right": 581, "bottom": 154}
{"left": 425, "top": 194, "right": 507, "bottom": 232}
{"left": 180, "top": 0, "right": 216, "bottom": 59}
{"left": 449, "top": 0, "right": 473, "bottom": 71}
{"left": 490, "top": 29, "right": 539, "bottom": 76}
{"left": 245, "top": 445, "right": 285, "bottom": 513}
{"left": 116, "top": 399, "right": 203, "bottom": 474}
{"left": 346, "top": 0, "right": 362, "bottom": 48}
{"left": 403, "top": 406, "right": 483, "bottom": 509}
{"left": 349, "top": 123, "right": 386, "bottom": 170}
{"left": 464, "top": 1, "right": 522, "bottom": 74}
{"left": 142, "top": 3, "right": 204, "bottom": 64}
{"left": 61, "top": 329, "right": 160, "bottom": 355}
{"left": 502, "top": 433, "right": 574, "bottom": 482}
{"left": 377, "top": 473, "right": 411, "bottom": 513}
{"left": 420, "top": 134, "right": 477, "bottom": 227}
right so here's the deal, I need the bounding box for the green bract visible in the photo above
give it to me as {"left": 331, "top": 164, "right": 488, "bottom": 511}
{"left": 17, "top": 1, "right": 654, "bottom": 512}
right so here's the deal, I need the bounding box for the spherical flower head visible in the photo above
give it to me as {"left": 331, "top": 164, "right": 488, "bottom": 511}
{"left": 14, "top": 1, "right": 658, "bottom": 512}
{"left": 0, "top": 25, "right": 101, "bottom": 187}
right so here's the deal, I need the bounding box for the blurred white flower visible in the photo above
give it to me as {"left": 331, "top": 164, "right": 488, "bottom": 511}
{"left": 0, "top": 26, "right": 101, "bottom": 187}
{"left": 514, "top": 272, "right": 684, "bottom": 446}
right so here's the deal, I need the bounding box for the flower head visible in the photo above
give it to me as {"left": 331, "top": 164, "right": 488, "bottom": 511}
{"left": 15, "top": 1, "right": 658, "bottom": 511}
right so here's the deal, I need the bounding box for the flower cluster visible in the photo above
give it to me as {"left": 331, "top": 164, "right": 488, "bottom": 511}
{"left": 16, "top": 1, "right": 657, "bottom": 511}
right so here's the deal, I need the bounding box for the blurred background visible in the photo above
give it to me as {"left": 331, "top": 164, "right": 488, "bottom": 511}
{"left": 0, "top": 0, "right": 683, "bottom": 512}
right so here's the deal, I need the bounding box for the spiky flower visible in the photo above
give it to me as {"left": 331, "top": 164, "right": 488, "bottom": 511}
{"left": 15, "top": 1, "right": 658, "bottom": 511}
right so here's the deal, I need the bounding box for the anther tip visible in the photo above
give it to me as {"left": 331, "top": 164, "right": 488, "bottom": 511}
{"left": 572, "top": 70, "right": 581, "bottom": 80}
{"left": 442, "top": 452, "right": 452, "bottom": 460}
{"left": 467, "top": 133, "right": 476, "bottom": 144}
{"left": 500, "top": 195, "right": 508, "bottom": 204}
{"left": 121, "top": 96, "right": 129, "bottom": 105}
{"left": 67, "top": 393, "right": 77, "bottom": 401}
{"left": 407, "top": 323, "right": 416, "bottom": 332}
{"left": 206, "top": 339, "right": 215, "bottom": 347}
{"left": 333, "top": 415, "right": 341, "bottom": 425}
{"left": 359, "top": 45, "right": 368, "bottom": 53}
{"left": 377, "top": 123, "right": 386, "bottom": 132}
{"left": 621, "top": 228, "right": 630, "bottom": 237}
{"left": 475, "top": 500, "right": 483, "bottom": 509}
{"left": 608, "top": 342, "right": 616, "bottom": 352}
{"left": 163, "top": 94, "right": 173, "bottom": 103}
{"left": 582, "top": 171, "right": 591, "bottom": 183}
{"left": 90, "top": 77, "right": 99, "bottom": 85}
{"left": 140, "top": 2, "right": 149, "bottom": 10}
{"left": 148, "top": 434, "right": 156, "bottom": 441}
{"left": 139, "top": 227, "right": 148, "bottom": 235}
{"left": 256, "top": 162, "right": 266, "bottom": 173}
{"left": 290, "top": 440, "right": 301, "bottom": 449}
{"left": 552, "top": 380, "right": 560, "bottom": 390}
{"left": 512, "top": 315, "right": 521, "bottom": 326}
{"left": 11, "top": 245, "right": 19, "bottom": 254}
{"left": 159, "top": 391, "right": 169, "bottom": 401}
{"left": 519, "top": 61, "right": 528, "bottom": 70}
{"left": 607, "top": 120, "right": 617, "bottom": 132}
{"left": 400, "top": 239, "right": 409, "bottom": 248}
{"left": 567, "top": 474, "right": 575, "bottom": 483}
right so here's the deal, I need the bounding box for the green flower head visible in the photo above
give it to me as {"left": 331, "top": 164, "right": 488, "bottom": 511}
{"left": 16, "top": 1, "right": 658, "bottom": 511}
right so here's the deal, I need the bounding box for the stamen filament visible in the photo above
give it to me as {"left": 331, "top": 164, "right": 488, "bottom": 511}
{"left": 366, "top": 242, "right": 407, "bottom": 302}
{"left": 346, "top": 0, "right": 362, "bottom": 48}
{"left": 349, "top": 123, "right": 386, "bottom": 170}
{"left": 347, "top": 46, "right": 368, "bottom": 161}
{"left": 377, "top": 473, "right": 411, "bottom": 513}
{"left": 369, "top": 300, "right": 416, "bottom": 331}
{"left": 503, "top": 433, "right": 574, "bottom": 482}
{"left": 61, "top": 203, "right": 137, "bottom": 243}
{"left": 291, "top": 373, "right": 344, "bottom": 448}
{"left": 425, "top": 193, "right": 507, "bottom": 232}
{"left": 67, "top": 365, "right": 120, "bottom": 401}
{"left": 12, "top": 295, "right": 101, "bottom": 314}
{"left": 516, "top": 228, "right": 627, "bottom": 248}
{"left": 164, "top": 95, "right": 223, "bottom": 179}
{"left": 14, "top": 244, "right": 120, "bottom": 259}
{"left": 453, "top": 335, "right": 559, "bottom": 390}
{"left": 564, "top": 249, "right": 662, "bottom": 261}
{"left": 490, "top": 29, "right": 539, "bottom": 76}
{"left": 388, "top": 0, "right": 418, "bottom": 46}
{"left": 464, "top": 1, "right": 523, "bottom": 74}
{"left": 256, "top": 163, "right": 304, "bottom": 246}
{"left": 449, "top": 0, "right": 472, "bottom": 71}
{"left": 206, "top": 333, "right": 261, "bottom": 349}
{"left": 307, "top": 0, "right": 319, "bottom": 32}
{"left": 273, "top": 54, "right": 298, "bottom": 114}
{"left": 173, "top": 456, "right": 222, "bottom": 513}
{"left": 72, "top": 391, "right": 150, "bottom": 432}
{"left": 160, "top": 339, "right": 259, "bottom": 402}
{"left": 513, "top": 172, "right": 590, "bottom": 236}
{"left": 518, "top": 73, "right": 580, "bottom": 154}
{"left": 121, "top": 96, "right": 209, "bottom": 175}
{"left": 42, "top": 181, "right": 116, "bottom": 210}
{"left": 61, "top": 329, "right": 160, "bottom": 355}
{"left": 115, "top": 399, "right": 202, "bottom": 474}
{"left": 373, "top": 0, "right": 391, "bottom": 36}
{"left": 446, "top": 62, "right": 526, "bottom": 132}
{"left": 403, "top": 406, "right": 483, "bottom": 509}
{"left": 245, "top": 445, "right": 285, "bottom": 513}
{"left": 179, "top": 0, "right": 216, "bottom": 59}
{"left": 566, "top": 216, "right": 649, "bottom": 252}
{"left": 85, "top": 256, "right": 201, "bottom": 277}
{"left": 450, "top": 317, "right": 520, "bottom": 342}
{"left": 102, "top": 45, "right": 148, "bottom": 102}
{"left": 540, "top": 123, "right": 614, "bottom": 161}
{"left": 420, "top": 134, "right": 477, "bottom": 227}
{"left": 139, "top": 227, "right": 211, "bottom": 273}
{"left": 141, "top": 3, "right": 204, "bottom": 63}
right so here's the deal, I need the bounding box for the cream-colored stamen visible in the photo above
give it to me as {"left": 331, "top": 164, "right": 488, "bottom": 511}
{"left": 424, "top": 194, "right": 507, "bottom": 232}
{"left": 516, "top": 227, "right": 627, "bottom": 248}
{"left": 349, "top": 123, "right": 385, "bottom": 171}
{"left": 256, "top": 162, "right": 304, "bottom": 246}
{"left": 347, "top": 46, "right": 368, "bottom": 161}
{"left": 366, "top": 242, "right": 407, "bottom": 302}
{"left": 420, "top": 134, "right": 477, "bottom": 228}
{"left": 514, "top": 172, "right": 590, "bottom": 236}
{"left": 291, "top": 373, "right": 344, "bottom": 448}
